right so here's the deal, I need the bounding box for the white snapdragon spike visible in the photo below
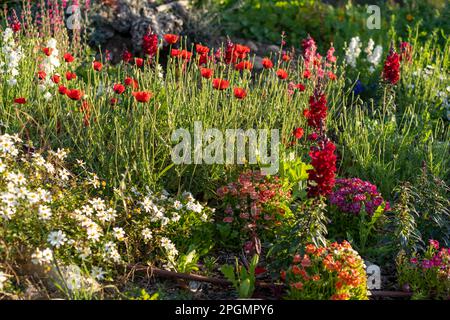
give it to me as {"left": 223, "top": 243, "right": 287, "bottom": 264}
{"left": 365, "top": 38, "right": 375, "bottom": 55}
{"left": 345, "top": 36, "right": 362, "bottom": 68}
{"left": 367, "top": 45, "right": 383, "bottom": 70}
{"left": 42, "top": 38, "right": 60, "bottom": 75}
{"left": 1, "top": 28, "right": 23, "bottom": 86}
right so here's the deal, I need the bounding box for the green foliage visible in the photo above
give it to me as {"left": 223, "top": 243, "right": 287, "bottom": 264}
{"left": 220, "top": 254, "right": 259, "bottom": 298}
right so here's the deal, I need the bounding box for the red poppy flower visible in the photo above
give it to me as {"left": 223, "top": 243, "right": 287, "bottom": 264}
{"left": 93, "top": 61, "right": 103, "bottom": 71}
{"left": 195, "top": 44, "right": 210, "bottom": 55}
{"left": 276, "top": 69, "right": 288, "bottom": 80}
{"left": 110, "top": 98, "right": 118, "bottom": 106}
{"left": 163, "top": 34, "right": 179, "bottom": 45}
{"left": 122, "top": 50, "right": 133, "bottom": 63}
{"left": 58, "top": 85, "right": 67, "bottom": 95}
{"left": 42, "top": 47, "right": 53, "bottom": 56}
{"left": 296, "top": 83, "right": 305, "bottom": 91}
{"left": 198, "top": 54, "right": 209, "bottom": 65}
{"left": 113, "top": 83, "right": 126, "bottom": 94}
{"left": 14, "top": 97, "right": 26, "bottom": 104}
{"left": 200, "top": 67, "right": 213, "bottom": 79}
{"left": 170, "top": 49, "right": 180, "bottom": 58}
{"left": 134, "top": 58, "right": 144, "bottom": 68}
{"left": 51, "top": 74, "right": 61, "bottom": 84}
{"left": 132, "top": 91, "right": 153, "bottom": 103}
{"left": 282, "top": 54, "right": 291, "bottom": 62}
{"left": 64, "top": 53, "right": 75, "bottom": 63}
{"left": 303, "top": 69, "right": 311, "bottom": 79}
{"left": 212, "top": 78, "right": 229, "bottom": 90}
{"left": 66, "top": 71, "right": 77, "bottom": 81}
{"left": 37, "top": 71, "right": 47, "bottom": 80}
{"left": 328, "top": 71, "right": 337, "bottom": 81}
{"left": 234, "top": 61, "right": 253, "bottom": 71}
{"left": 124, "top": 77, "right": 139, "bottom": 89}
{"left": 293, "top": 127, "right": 304, "bottom": 139}
{"left": 66, "top": 89, "right": 84, "bottom": 101}
{"left": 233, "top": 44, "right": 251, "bottom": 60}
{"left": 233, "top": 87, "right": 247, "bottom": 99}
{"left": 180, "top": 50, "right": 192, "bottom": 61}
{"left": 262, "top": 57, "right": 273, "bottom": 69}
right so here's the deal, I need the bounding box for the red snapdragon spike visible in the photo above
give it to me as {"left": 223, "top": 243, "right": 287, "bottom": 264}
{"left": 132, "top": 91, "right": 153, "bottom": 103}
{"left": 134, "top": 58, "right": 144, "bottom": 68}
{"left": 262, "top": 57, "right": 273, "bottom": 69}
{"left": 293, "top": 127, "right": 304, "bottom": 139}
{"left": 124, "top": 77, "right": 139, "bottom": 89}
{"left": 51, "top": 74, "right": 61, "bottom": 84}
{"left": 307, "top": 132, "right": 318, "bottom": 141}
{"left": 113, "top": 83, "right": 126, "bottom": 95}
{"left": 42, "top": 47, "right": 53, "bottom": 56}
{"left": 37, "top": 71, "right": 47, "bottom": 80}
{"left": 14, "top": 97, "right": 26, "bottom": 104}
{"left": 305, "top": 91, "right": 328, "bottom": 130}
{"left": 64, "top": 53, "right": 75, "bottom": 63}
{"left": 307, "top": 140, "right": 337, "bottom": 197}
{"left": 58, "top": 86, "right": 68, "bottom": 95}
{"left": 163, "top": 34, "right": 179, "bottom": 44}
{"left": 212, "top": 78, "right": 229, "bottom": 90}
{"left": 142, "top": 32, "right": 158, "bottom": 57}
{"left": 234, "top": 61, "right": 253, "bottom": 71}
{"left": 276, "top": 69, "right": 288, "bottom": 80}
{"left": 195, "top": 44, "right": 210, "bottom": 55}
{"left": 66, "top": 71, "right": 77, "bottom": 81}
{"left": 383, "top": 47, "right": 400, "bottom": 85}
{"left": 93, "top": 61, "right": 103, "bottom": 71}
{"left": 400, "top": 42, "right": 413, "bottom": 63}
{"left": 233, "top": 87, "right": 247, "bottom": 99}
{"left": 122, "top": 50, "right": 133, "bottom": 63}
{"left": 11, "top": 22, "right": 21, "bottom": 33}
{"left": 327, "top": 46, "right": 337, "bottom": 63}
{"left": 66, "top": 89, "right": 83, "bottom": 101}
{"left": 200, "top": 67, "right": 213, "bottom": 79}
{"left": 198, "top": 54, "right": 209, "bottom": 66}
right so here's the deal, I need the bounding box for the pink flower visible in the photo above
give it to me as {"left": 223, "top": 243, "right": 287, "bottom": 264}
{"left": 429, "top": 239, "right": 439, "bottom": 250}
{"left": 223, "top": 217, "right": 233, "bottom": 223}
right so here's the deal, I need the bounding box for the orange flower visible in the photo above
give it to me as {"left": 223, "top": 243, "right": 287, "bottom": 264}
{"left": 330, "top": 293, "right": 349, "bottom": 300}
{"left": 312, "top": 275, "right": 320, "bottom": 281}
{"left": 276, "top": 69, "right": 288, "bottom": 80}
{"left": 164, "top": 34, "right": 179, "bottom": 44}
{"left": 291, "top": 265, "right": 302, "bottom": 275}
{"left": 42, "top": 47, "right": 53, "bottom": 56}
{"left": 293, "top": 254, "right": 302, "bottom": 263}
{"left": 305, "top": 244, "right": 317, "bottom": 255}
{"left": 235, "top": 61, "right": 253, "bottom": 71}
{"left": 262, "top": 57, "right": 273, "bottom": 69}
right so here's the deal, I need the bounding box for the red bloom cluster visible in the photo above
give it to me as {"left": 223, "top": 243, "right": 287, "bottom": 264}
{"left": 304, "top": 91, "right": 328, "bottom": 131}
{"left": 307, "top": 140, "right": 337, "bottom": 197}
{"left": 382, "top": 48, "right": 400, "bottom": 85}
{"left": 142, "top": 32, "right": 158, "bottom": 58}
{"left": 400, "top": 41, "right": 413, "bottom": 63}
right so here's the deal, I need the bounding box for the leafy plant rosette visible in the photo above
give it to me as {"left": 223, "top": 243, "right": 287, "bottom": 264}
{"left": 216, "top": 170, "right": 292, "bottom": 252}
{"left": 397, "top": 240, "right": 450, "bottom": 300}
{"left": 282, "top": 241, "right": 369, "bottom": 300}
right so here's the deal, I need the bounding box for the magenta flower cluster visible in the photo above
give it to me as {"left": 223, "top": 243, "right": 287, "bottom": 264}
{"left": 329, "top": 178, "right": 390, "bottom": 215}
{"left": 410, "top": 240, "right": 450, "bottom": 270}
